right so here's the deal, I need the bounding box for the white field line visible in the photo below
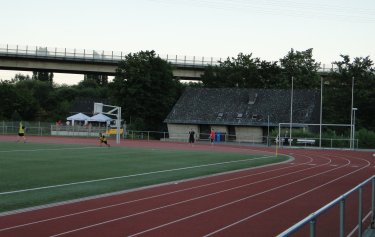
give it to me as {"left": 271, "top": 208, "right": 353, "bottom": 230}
{"left": 0, "top": 154, "right": 315, "bottom": 232}
{"left": 0, "top": 155, "right": 275, "bottom": 195}
{"left": 47, "top": 156, "right": 337, "bottom": 237}
{"left": 0, "top": 146, "right": 101, "bottom": 153}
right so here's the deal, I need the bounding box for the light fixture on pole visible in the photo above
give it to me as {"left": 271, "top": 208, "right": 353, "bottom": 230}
{"left": 352, "top": 108, "right": 358, "bottom": 149}
{"left": 350, "top": 77, "right": 354, "bottom": 149}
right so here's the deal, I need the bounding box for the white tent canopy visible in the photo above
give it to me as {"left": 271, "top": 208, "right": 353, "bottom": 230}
{"left": 88, "top": 113, "right": 113, "bottom": 122}
{"left": 66, "top": 113, "right": 90, "bottom": 121}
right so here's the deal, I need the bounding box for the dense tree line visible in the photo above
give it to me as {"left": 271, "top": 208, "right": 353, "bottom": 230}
{"left": 202, "top": 50, "right": 375, "bottom": 132}
{"left": 0, "top": 49, "right": 374, "bottom": 135}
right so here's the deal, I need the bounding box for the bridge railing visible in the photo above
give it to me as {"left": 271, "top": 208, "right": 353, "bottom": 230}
{"left": 0, "top": 43, "right": 337, "bottom": 72}
{"left": 0, "top": 44, "right": 223, "bottom": 68}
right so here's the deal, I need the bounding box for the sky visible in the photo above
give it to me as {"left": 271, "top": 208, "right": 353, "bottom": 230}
{"left": 0, "top": 0, "right": 374, "bottom": 85}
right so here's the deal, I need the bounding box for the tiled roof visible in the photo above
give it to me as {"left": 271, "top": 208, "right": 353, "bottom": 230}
{"left": 164, "top": 88, "right": 320, "bottom": 127}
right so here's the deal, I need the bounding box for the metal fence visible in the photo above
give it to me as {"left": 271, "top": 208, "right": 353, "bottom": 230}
{"left": 0, "top": 121, "right": 358, "bottom": 149}
{"left": 278, "top": 175, "right": 375, "bottom": 237}
{"left": 0, "top": 121, "right": 52, "bottom": 136}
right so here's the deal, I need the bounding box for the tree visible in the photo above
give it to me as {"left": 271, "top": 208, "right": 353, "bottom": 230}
{"left": 111, "top": 51, "right": 181, "bottom": 131}
{"left": 0, "top": 81, "right": 39, "bottom": 120}
{"left": 32, "top": 71, "right": 54, "bottom": 85}
{"left": 83, "top": 74, "right": 109, "bottom": 87}
{"left": 324, "top": 55, "right": 375, "bottom": 130}
{"left": 10, "top": 73, "right": 31, "bottom": 83}
{"left": 201, "top": 53, "right": 285, "bottom": 89}
{"left": 279, "top": 48, "right": 321, "bottom": 89}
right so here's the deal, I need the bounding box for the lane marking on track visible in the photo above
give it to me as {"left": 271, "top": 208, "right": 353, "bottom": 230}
{"left": 0, "top": 155, "right": 316, "bottom": 231}
{"left": 347, "top": 211, "right": 372, "bottom": 237}
{"left": 46, "top": 156, "right": 336, "bottom": 237}
{"left": 128, "top": 157, "right": 352, "bottom": 237}
{"left": 0, "top": 155, "right": 275, "bottom": 196}
{"left": 204, "top": 156, "right": 370, "bottom": 236}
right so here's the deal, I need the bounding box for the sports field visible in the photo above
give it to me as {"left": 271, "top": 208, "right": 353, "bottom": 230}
{"left": 0, "top": 140, "right": 286, "bottom": 213}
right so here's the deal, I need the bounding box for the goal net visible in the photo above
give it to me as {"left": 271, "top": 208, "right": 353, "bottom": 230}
{"left": 277, "top": 123, "right": 355, "bottom": 149}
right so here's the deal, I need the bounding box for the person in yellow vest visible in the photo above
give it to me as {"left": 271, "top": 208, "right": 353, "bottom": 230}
{"left": 99, "top": 133, "right": 110, "bottom": 147}
{"left": 17, "top": 122, "right": 26, "bottom": 143}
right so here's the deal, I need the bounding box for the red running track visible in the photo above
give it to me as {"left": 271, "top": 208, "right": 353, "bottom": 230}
{"left": 0, "top": 135, "right": 374, "bottom": 237}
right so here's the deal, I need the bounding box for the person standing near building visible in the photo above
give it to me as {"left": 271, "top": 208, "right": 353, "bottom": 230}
{"left": 17, "top": 121, "right": 26, "bottom": 143}
{"left": 210, "top": 129, "right": 215, "bottom": 145}
{"left": 188, "top": 129, "right": 195, "bottom": 146}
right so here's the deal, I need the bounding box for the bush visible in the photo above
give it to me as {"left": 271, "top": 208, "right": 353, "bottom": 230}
{"left": 357, "top": 128, "right": 375, "bottom": 149}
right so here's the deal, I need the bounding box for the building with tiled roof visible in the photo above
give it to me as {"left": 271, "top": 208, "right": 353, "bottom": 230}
{"left": 164, "top": 88, "right": 321, "bottom": 142}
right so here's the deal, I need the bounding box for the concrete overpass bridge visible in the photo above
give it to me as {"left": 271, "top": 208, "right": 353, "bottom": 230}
{"left": 0, "top": 44, "right": 335, "bottom": 80}
{"left": 0, "top": 44, "right": 219, "bottom": 80}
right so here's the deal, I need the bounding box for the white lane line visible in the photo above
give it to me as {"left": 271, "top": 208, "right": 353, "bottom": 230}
{"left": 204, "top": 155, "right": 370, "bottom": 236}
{"left": 47, "top": 157, "right": 335, "bottom": 237}
{"left": 0, "top": 154, "right": 301, "bottom": 231}
{"left": 204, "top": 165, "right": 369, "bottom": 236}
{"left": 129, "top": 158, "right": 351, "bottom": 237}
{"left": 347, "top": 211, "right": 372, "bottom": 237}
{"left": 0, "top": 155, "right": 273, "bottom": 196}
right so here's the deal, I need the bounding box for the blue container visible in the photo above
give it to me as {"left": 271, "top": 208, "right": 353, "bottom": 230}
{"left": 216, "top": 132, "right": 220, "bottom": 142}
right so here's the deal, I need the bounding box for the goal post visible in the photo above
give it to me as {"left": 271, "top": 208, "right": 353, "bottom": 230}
{"left": 94, "top": 103, "right": 122, "bottom": 144}
{"left": 277, "top": 123, "right": 353, "bottom": 149}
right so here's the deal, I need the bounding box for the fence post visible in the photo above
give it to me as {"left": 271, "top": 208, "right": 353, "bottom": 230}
{"left": 372, "top": 177, "right": 375, "bottom": 228}
{"left": 340, "top": 199, "right": 345, "bottom": 237}
{"left": 358, "top": 188, "right": 363, "bottom": 237}
{"left": 310, "top": 219, "right": 316, "bottom": 237}
{"left": 148, "top": 131, "right": 150, "bottom": 141}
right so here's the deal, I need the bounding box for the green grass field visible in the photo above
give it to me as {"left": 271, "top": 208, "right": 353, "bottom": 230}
{"left": 0, "top": 141, "right": 288, "bottom": 213}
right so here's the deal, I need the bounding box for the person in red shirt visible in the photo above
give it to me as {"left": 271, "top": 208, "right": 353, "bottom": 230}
{"left": 210, "top": 129, "right": 215, "bottom": 145}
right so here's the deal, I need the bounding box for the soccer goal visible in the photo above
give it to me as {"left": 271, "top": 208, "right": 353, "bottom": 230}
{"left": 277, "top": 123, "right": 354, "bottom": 149}
{"left": 94, "top": 103, "right": 122, "bottom": 144}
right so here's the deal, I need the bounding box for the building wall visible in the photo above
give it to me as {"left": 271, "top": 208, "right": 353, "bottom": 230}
{"left": 167, "top": 124, "right": 198, "bottom": 142}
{"left": 235, "top": 126, "right": 263, "bottom": 142}
{"left": 167, "top": 124, "right": 264, "bottom": 143}
{"left": 211, "top": 125, "right": 228, "bottom": 134}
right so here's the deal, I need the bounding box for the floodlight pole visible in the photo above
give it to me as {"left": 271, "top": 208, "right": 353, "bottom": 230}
{"left": 352, "top": 108, "right": 358, "bottom": 149}
{"left": 290, "top": 76, "right": 294, "bottom": 147}
{"left": 319, "top": 77, "right": 323, "bottom": 148}
{"left": 350, "top": 77, "right": 354, "bottom": 149}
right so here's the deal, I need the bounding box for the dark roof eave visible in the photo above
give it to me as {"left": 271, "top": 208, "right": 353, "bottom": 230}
{"left": 165, "top": 120, "right": 285, "bottom": 127}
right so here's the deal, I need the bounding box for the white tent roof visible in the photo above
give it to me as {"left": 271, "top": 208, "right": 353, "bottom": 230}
{"left": 66, "top": 113, "right": 90, "bottom": 121}
{"left": 88, "top": 113, "right": 113, "bottom": 122}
